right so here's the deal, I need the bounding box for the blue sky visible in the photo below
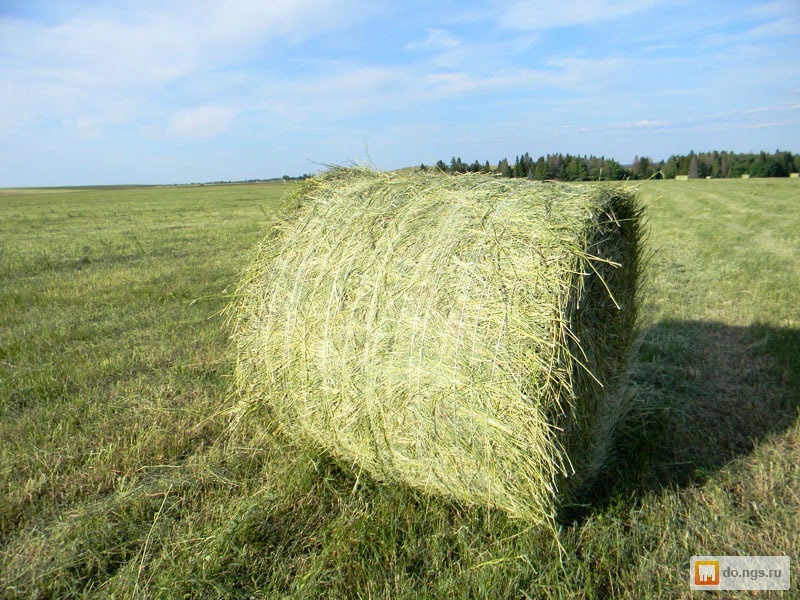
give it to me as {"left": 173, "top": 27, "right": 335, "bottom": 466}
{"left": 1, "top": 0, "right": 798, "bottom": 186}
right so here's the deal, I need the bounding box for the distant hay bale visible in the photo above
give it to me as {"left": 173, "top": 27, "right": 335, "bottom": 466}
{"left": 230, "top": 167, "right": 645, "bottom": 523}
{"left": 675, "top": 175, "right": 689, "bottom": 181}
{"left": 741, "top": 173, "right": 751, "bottom": 179}
{"left": 790, "top": 173, "right": 799, "bottom": 178}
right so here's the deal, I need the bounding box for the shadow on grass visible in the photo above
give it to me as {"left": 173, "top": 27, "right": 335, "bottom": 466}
{"left": 563, "top": 320, "right": 800, "bottom": 521}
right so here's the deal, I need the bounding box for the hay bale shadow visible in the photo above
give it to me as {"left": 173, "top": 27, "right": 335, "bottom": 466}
{"left": 563, "top": 320, "right": 800, "bottom": 521}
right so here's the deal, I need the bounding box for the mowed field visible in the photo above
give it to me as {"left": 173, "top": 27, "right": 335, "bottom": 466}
{"left": 1, "top": 178, "right": 798, "bottom": 598}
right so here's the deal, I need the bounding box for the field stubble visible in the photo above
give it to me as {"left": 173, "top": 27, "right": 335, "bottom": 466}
{"left": 0, "top": 178, "right": 797, "bottom": 598}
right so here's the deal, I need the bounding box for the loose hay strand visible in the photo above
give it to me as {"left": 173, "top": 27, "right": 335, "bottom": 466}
{"left": 230, "top": 167, "right": 644, "bottom": 524}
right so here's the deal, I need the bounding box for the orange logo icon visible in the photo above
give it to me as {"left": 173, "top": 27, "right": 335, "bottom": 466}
{"left": 694, "top": 560, "right": 720, "bottom": 586}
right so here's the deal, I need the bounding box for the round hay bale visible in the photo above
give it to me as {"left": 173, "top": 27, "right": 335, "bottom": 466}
{"left": 230, "top": 167, "right": 644, "bottom": 523}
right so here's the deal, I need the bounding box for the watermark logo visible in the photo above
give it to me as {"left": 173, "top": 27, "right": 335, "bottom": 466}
{"left": 690, "top": 556, "right": 790, "bottom": 591}
{"left": 694, "top": 560, "right": 719, "bottom": 586}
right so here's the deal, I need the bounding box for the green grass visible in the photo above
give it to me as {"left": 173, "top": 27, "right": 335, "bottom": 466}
{"left": 1, "top": 178, "right": 798, "bottom": 598}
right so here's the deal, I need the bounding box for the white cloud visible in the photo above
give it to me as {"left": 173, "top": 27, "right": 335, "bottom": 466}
{"left": 19, "top": 0, "right": 368, "bottom": 86}
{"left": 0, "top": 0, "right": 373, "bottom": 139}
{"left": 171, "top": 105, "right": 234, "bottom": 137}
{"left": 631, "top": 119, "right": 669, "bottom": 128}
{"left": 571, "top": 103, "right": 799, "bottom": 138}
{"left": 406, "top": 28, "right": 461, "bottom": 51}
{"left": 59, "top": 116, "right": 104, "bottom": 140}
{"left": 744, "top": 0, "right": 800, "bottom": 20}
{"left": 497, "top": 0, "right": 661, "bottom": 30}
{"left": 239, "top": 51, "right": 640, "bottom": 130}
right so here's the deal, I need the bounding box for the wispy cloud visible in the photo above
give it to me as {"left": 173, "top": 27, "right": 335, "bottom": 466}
{"left": 630, "top": 120, "right": 670, "bottom": 128}
{"left": 248, "top": 54, "right": 637, "bottom": 125}
{"left": 0, "top": 0, "right": 374, "bottom": 138}
{"left": 406, "top": 28, "right": 461, "bottom": 51}
{"left": 497, "top": 0, "right": 662, "bottom": 30}
{"left": 171, "top": 105, "right": 235, "bottom": 137}
{"left": 573, "top": 103, "right": 799, "bottom": 137}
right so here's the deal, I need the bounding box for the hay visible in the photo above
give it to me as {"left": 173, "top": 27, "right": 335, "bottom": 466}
{"left": 230, "top": 167, "right": 644, "bottom": 523}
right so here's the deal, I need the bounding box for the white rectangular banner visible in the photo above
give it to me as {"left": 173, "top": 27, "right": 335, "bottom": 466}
{"left": 690, "top": 555, "right": 790, "bottom": 591}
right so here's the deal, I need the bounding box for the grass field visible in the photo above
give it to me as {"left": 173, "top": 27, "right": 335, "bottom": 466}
{"left": 1, "top": 178, "right": 798, "bottom": 598}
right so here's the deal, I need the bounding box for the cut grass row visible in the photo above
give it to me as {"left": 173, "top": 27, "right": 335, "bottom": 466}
{"left": 1, "top": 178, "right": 798, "bottom": 597}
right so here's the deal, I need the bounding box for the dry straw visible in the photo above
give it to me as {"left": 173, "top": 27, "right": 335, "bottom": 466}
{"left": 230, "top": 167, "right": 645, "bottom": 523}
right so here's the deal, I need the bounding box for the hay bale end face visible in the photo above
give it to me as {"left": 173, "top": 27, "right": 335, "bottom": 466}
{"left": 231, "top": 168, "right": 644, "bottom": 523}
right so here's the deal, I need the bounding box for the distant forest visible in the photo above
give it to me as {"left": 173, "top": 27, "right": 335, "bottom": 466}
{"left": 424, "top": 150, "right": 800, "bottom": 181}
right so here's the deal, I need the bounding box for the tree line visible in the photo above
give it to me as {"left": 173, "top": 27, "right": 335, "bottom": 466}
{"left": 423, "top": 150, "right": 800, "bottom": 181}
